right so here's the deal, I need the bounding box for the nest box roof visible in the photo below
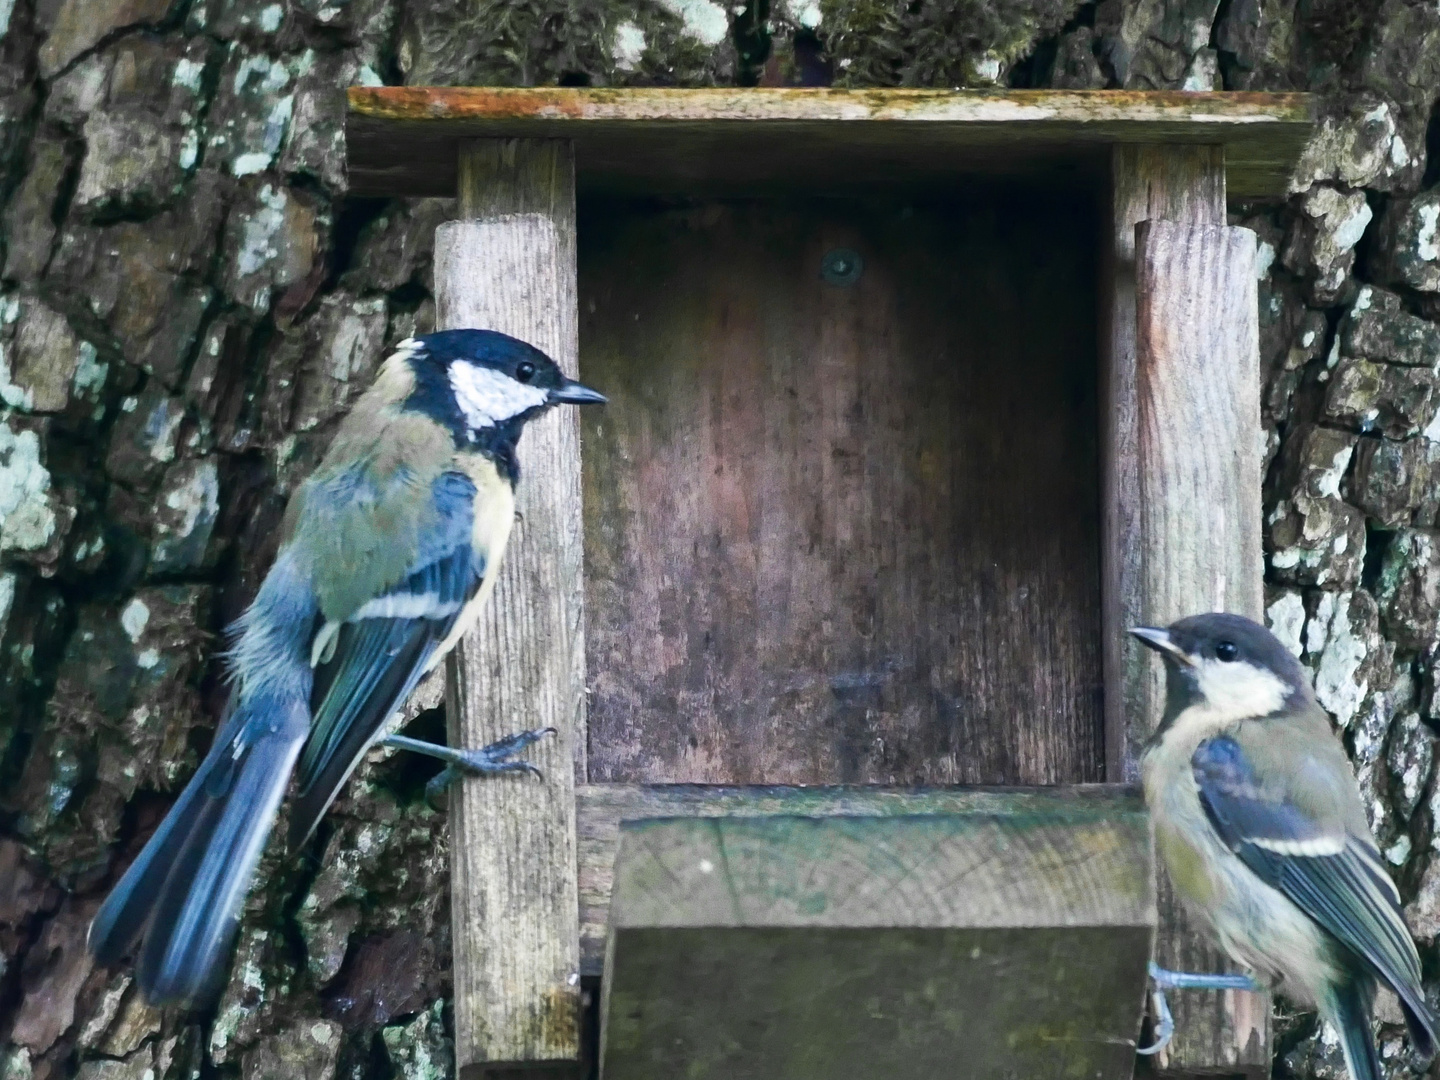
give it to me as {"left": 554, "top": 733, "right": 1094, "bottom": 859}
{"left": 346, "top": 87, "right": 1313, "bottom": 200}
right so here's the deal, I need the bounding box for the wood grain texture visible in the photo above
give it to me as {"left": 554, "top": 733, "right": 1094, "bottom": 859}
{"left": 608, "top": 809, "right": 1153, "bottom": 928}
{"left": 1136, "top": 220, "right": 1265, "bottom": 1076}
{"left": 436, "top": 139, "right": 584, "bottom": 1074}
{"left": 599, "top": 808, "right": 1154, "bottom": 1079}
{"left": 1134, "top": 221, "right": 1263, "bottom": 640}
{"left": 1128, "top": 212, "right": 1267, "bottom": 1076}
{"left": 1103, "top": 144, "right": 1227, "bottom": 786}
{"left": 579, "top": 194, "right": 1104, "bottom": 791}
{"left": 575, "top": 782, "right": 1143, "bottom": 973}
{"left": 345, "top": 87, "right": 1315, "bottom": 199}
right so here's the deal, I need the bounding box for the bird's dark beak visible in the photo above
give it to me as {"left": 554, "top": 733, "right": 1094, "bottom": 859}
{"left": 549, "top": 379, "right": 607, "bottom": 405}
{"left": 1130, "top": 626, "right": 1196, "bottom": 668}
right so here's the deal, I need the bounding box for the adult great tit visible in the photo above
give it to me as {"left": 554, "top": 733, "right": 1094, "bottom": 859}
{"left": 1133, "top": 612, "right": 1437, "bottom": 1080}
{"left": 88, "top": 329, "right": 605, "bottom": 1006}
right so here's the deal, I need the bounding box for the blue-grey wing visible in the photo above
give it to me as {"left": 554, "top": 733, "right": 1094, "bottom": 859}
{"left": 1194, "top": 735, "right": 1435, "bottom": 1055}
{"left": 288, "top": 470, "right": 482, "bottom": 847}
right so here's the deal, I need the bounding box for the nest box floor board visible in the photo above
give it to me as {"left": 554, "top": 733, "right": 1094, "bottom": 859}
{"left": 575, "top": 783, "right": 1147, "bottom": 974}
{"left": 598, "top": 804, "right": 1154, "bottom": 1079}
{"left": 579, "top": 192, "right": 1103, "bottom": 787}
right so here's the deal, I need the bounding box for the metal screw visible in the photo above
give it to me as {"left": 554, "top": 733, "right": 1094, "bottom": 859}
{"left": 821, "top": 248, "right": 863, "bottom": 286}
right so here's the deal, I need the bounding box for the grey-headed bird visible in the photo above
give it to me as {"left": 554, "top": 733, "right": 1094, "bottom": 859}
{"left": 1133, "top": 612, "right": 1436, "bottom": 1080}
{"left": 89, "top": 329, "right": 605, "bottom": 1006}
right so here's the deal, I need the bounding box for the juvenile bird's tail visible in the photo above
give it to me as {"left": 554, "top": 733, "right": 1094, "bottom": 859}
{"left": 1326, "top": 978, "right": 1382, "bottom": 1080}
{"left": 88, "top": 690, "right": 308, "bottom": 1006}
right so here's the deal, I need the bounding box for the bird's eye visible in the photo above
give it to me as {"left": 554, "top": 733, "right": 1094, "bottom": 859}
{"left": 516, "top": 361, "right": 536, "bottom": 383}
{"left": 1216, "top": 641, "right": 1238, "bottom": 662}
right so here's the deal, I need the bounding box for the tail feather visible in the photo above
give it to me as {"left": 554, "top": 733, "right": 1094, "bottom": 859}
{"left": 89, "top": 753, "right": 222, "bottom": 968}
{"left": 1379, "top": 955, "right": 1439, "bottom": 1060}
{"left": 1398, "top": 994, "right": 1439, "bottom": 1061}
{"left": 1328, "top": 978, "right": 1382, "bottom": 1080}
{"left": 89, "top": 695, "right": 308, "bottom": 1006}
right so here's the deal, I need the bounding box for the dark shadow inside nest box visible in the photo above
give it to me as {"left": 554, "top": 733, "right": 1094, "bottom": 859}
{"left": 578, "top": 187, "right": 1104, "bottom": 788}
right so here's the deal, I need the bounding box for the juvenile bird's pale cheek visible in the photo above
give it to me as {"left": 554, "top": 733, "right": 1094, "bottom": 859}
{"left": 1193, "top": 658, "right": 1290, "bottom": 721}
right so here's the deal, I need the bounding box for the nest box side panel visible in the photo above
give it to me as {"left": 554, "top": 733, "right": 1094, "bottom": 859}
{"left": 1100, "top": 146, "right": 1269, "bottom": 1076}
{"left": 579, "top": 194, "right": 1103, "bottom": 786}
{"left": 436, "top": 139, "right": 585, "bottom": 1074}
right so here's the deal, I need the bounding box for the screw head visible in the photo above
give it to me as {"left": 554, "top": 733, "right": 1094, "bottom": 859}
{"left": 821, "top": 248, "right": 863, "bottom": 287}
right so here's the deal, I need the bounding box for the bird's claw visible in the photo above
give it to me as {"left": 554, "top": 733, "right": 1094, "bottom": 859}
{"left": 1137, "top": 963, "right": 1260, "bottom": 1057}
{"left": 418, "top": 727, "right": 556, "bottom": 809}
{"left": 1138, "top": 981, "right": 1175, "bottom": 1057}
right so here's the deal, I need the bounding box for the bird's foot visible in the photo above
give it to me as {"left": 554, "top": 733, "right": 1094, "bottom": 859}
{"left": 1138, "top": 963, "right": 1260, "bottom": 1057}
{"left": 380, "top": 729, "right": 556, "bottom": 809}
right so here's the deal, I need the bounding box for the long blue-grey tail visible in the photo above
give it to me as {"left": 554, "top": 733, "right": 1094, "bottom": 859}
{"left": 88, "top": 690, "right": 309, "bottom": 1006}
{"left": 1326, "top": 978, "right": 1382, "bottom": 1080}
{"left": 90, "top": 552, "right": 317, "bottom": 1005}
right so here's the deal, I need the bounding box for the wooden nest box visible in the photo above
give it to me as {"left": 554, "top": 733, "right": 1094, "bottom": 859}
{"left": 346, "top": 88, "right": 1313, "bottom": 1079}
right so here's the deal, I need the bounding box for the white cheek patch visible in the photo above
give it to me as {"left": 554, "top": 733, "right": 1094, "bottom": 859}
{"left": 1193, "top": 658, "right": 1291, "bottom": 722}
{"left": 449, "top": 362, "right": 549, "bottom": 430}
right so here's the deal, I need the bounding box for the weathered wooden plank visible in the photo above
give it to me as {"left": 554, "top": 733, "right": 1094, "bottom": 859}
{"left": 579, "top": 194, "right": 1103, "bottom": 792}
{"left": 346, "top": 88, "right": 1314, "bottom": 199}
{"left": 600, "top": 808, "right": 1154, "bottom": 1079}
{"left": 1104, "top": 188, "right": 1267, "bottom": 1074}
{"left": 576, "top": 782, "right": 1142, "bottom": 974}
{"left": 608, "top": 808, "right": 1153, "bottom": 928}
{"left": 1135, "top": 220, "right": 1263, "bottom": 651}
{"left": 435, "top": 139, "right": 584, "bottom": 1075}
{"left": 1135, "top": 218, "right": 1266, "bottom": 1076}
{"left": 1104, "top": 145, "right": 1227, "bottom": 784}
{"left": 352, "top": 87, "right": 1312, "bottom": 127}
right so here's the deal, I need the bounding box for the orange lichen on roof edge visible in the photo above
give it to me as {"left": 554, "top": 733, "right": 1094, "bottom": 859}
{"left": 347, "top": 86, "right": 1314, "bottom": 127}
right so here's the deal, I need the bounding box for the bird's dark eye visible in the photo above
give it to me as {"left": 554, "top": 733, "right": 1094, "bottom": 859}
{"left": 516, "top": 361, "right": 536, "bottom": 383}
{"left": 1216, "top": 641, "right": 1238, "bottom": 662}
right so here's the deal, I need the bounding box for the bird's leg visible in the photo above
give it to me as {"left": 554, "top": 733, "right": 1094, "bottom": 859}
{"left": 380, "top": 728, "right": 556, "bottom": 808}
{"left": 1137, "top": 963, "right": 1260, "bottom": 1056}
{"left": 1148, "top": 964, "right": 1260, "bottom": 991}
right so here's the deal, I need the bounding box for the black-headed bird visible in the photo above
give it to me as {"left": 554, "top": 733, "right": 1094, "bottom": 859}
{"left": 89, "top": 329, "right": 605, "bottom": 1006}
{"left": 1133, "top": 612, "right": 1437, "bottom": 1080}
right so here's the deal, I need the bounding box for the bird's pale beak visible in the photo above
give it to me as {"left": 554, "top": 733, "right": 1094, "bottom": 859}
{"left": 549, "top": 379, "right": 607, "bottom": 405}
{"left": 1129, "top": 626, "right": 1196, "bottom": 668}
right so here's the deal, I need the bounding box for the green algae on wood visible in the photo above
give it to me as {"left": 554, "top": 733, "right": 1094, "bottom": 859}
{"left": 599, "top": 803, "right": 1154, "bottom": 1079}
{"left": 576, "top": 783, "right": 1145, "bottom": 973}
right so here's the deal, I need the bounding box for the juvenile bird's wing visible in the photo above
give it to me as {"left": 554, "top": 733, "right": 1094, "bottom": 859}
{"left": 1193, "top": 731, "right": 1437, "bottom": 1056}
{"left": 287, "top": 469, "right": 486, "bottom": 847}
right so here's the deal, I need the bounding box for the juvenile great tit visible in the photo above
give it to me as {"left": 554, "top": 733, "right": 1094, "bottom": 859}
{"left": 88, "top": 329, "right": 605, "bottom": 1006}
{"left": 1133, "top": 612, "right": 1437, "bottom": 1080}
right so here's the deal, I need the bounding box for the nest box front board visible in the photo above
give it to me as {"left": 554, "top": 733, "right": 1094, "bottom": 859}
{"left": 346, "top": 87, "right": 1312, "bottom": 1079}
{"left": 351, "top": 88, "right": 1307, "bottom": 792}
